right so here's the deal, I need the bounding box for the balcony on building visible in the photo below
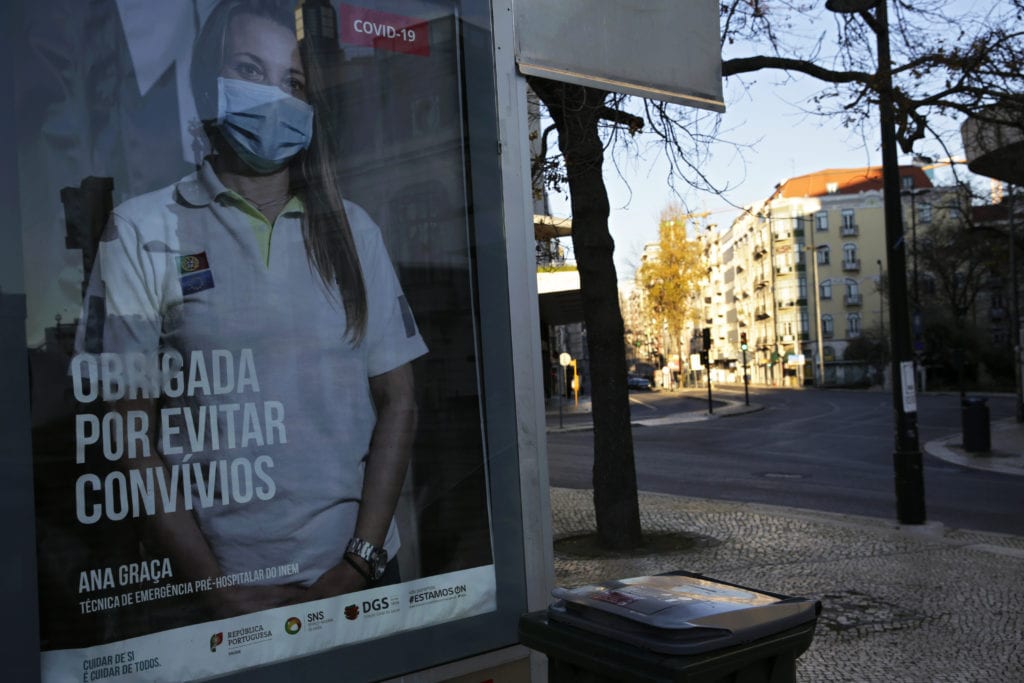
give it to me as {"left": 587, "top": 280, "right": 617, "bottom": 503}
{"left": 823, "top": 329, "right": 834, "bottom": 339}
{"left": 775, "top": 264, "right": 795, "bottom": 275}
{"left": 755, "top": 307, "right": 771, "bottom": 320}
{"left": 842, "top": 259, "right": 861, "bottom": 272}
{"left": 841, "top": 223, "right": 859, "bottom": 237}
{"left": 844, "top": 293, "right": 862, "bottom": 306}
{"left": 773, "top": 230, "right": 791, "bottom": 241}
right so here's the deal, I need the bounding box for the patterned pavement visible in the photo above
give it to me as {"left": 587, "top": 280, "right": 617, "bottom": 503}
{"left": 545, "top": 398, "right": 1024, "bottom": 682}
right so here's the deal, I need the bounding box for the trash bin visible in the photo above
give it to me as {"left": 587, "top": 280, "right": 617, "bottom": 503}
{"left": 961, "top": 396, "right": 991, "bottom": 453}
{"left": 519, "top": 571, "right": 821, "bottom": 683}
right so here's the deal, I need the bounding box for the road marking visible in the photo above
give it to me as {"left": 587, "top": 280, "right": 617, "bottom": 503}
{"left": 628, "top": 394, "right": 659, "bottom": 412}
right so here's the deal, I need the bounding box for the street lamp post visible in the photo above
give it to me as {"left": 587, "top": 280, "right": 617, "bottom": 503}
{"left": 827, "top": 0, "right": 926, "bottom": 525}
{"left": 877, "top": 259, "right": 885, "bottom": 341}
{"left": 1010, "top": 186, "right": 1023, "bottom": 422}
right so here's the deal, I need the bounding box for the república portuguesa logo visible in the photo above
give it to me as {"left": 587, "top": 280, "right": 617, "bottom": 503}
{"left": 210, "top": 633, "right": 223, "bottom": 652}
{"left": 285, "top": 617, "right": 302, "bottom": 635}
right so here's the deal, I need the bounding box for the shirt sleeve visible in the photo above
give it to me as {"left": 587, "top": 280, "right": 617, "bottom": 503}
{"left": 74, "top": 213, "right": 165, "bottom": 357}
{"left": 355, "top": 215, "right": 428, "bottom": 377}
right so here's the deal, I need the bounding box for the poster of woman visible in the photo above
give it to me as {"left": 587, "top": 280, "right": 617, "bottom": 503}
{"left": 17, "top": 1, "right": 497, "bottom": 679}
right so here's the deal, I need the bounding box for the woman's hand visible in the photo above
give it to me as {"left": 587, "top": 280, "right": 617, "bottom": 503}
{"left": 305, "top": 561, "right": 368, "bottom": 601}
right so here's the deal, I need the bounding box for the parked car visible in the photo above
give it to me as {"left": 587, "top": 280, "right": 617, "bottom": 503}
{"left": 627, "top": 375, "right": 653, "bottom": 391}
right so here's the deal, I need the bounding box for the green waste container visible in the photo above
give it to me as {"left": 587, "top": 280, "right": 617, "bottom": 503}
{"left": 519, "top": 571, "right": 821, "bottom": 683}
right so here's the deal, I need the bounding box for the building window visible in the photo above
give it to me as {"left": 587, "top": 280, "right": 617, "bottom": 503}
{"left": 843, "top": 243, "right": 857, "bottom": 264}
{"left": 847, "top": 313, "right": 861, "bottom": 336}
{"left": 901, "top": 175, "right": 914, "bottom": 190}
{"left": 800, "top": 309, "right": 809, "bottom": 334}
{"left": 798, "top": 276, "right": 807, "bottom": 299}
{"left": 822, "top": 314, "right": 834, "bottom": 336}
{"left": 820, "top": 280, "right": 832, "bottom": 299}
{"left": 846, "top": 280, "right": 859, "bottom": 297}
{"left": 841, "top": 209, "right": 856, "bottom": 235}
{"left": 817, "top": 245, "right": 830, "bottom": 265}
{"left": 918, "top": 203, "right": 932, "bottom": 223}
{"left": 826, "top": 182, "right": 839, "bottom": 194}
{"left": 815, "top": 211, "right": 828, "bottom": 231}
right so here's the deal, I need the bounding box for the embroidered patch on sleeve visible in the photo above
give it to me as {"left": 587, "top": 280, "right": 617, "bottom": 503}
{"left": 398, "top": 295, "right": 416, "bottom": 338}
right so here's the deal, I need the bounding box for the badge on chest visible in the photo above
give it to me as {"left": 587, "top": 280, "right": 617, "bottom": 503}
{"left": 178, "top": 251, "right": 215, "bottom": 294}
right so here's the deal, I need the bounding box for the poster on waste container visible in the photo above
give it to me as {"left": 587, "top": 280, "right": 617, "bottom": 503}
{"left": 15, "top": 1, "right": 499, "bottom": 680}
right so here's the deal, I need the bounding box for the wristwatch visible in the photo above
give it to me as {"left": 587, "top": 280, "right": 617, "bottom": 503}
{"left": 345, "top": 537, "right": 388, "bottom": 581}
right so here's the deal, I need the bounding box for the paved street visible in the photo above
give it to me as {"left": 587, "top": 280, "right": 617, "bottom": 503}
{"left": 547, "top": 386, "right": 1023, "bottom": 535}
{"left": 543, "top": 387, "right": 1024, "bottom": 681}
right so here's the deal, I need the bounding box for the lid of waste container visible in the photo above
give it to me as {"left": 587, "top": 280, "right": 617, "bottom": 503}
{"left": 547, "top": 571, "right": 820, "bottom": 655}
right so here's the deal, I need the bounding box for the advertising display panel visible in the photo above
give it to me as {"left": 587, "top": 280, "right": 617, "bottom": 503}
{"left": 514, "top": 0, "right": 724, "bottom": 111}
{"left": 10, "top": 0, "right": 528, "bottom": 680}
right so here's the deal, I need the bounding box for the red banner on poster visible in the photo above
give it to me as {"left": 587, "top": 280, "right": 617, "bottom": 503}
{"left": 339, "top": 4, "right": 430, "bottom": 56}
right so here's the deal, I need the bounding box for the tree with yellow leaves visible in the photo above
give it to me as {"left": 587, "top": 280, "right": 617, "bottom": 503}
{"left": 636, "top": 206, "right": 705, "bottom": 369}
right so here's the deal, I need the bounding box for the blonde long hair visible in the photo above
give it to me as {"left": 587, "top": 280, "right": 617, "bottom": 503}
{"left": 190, "top": 0, "right": 367, "bottom": 342}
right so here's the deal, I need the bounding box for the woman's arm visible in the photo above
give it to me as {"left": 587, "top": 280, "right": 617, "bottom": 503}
{"left": 116, "top": 398, "right": 304, "bottom": 616}
{"left": 306, "top": 362, "right": 417, "bottom": 597}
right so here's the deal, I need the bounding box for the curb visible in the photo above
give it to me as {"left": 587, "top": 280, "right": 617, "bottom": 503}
{"left": 546, "top": 400, "right": 764, "bottom": 433}
{"left": 923, "top": 424, "right": 1024, "bottom": 477}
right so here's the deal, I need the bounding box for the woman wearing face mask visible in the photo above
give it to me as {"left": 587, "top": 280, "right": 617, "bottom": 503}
{"left": 79, "top": 0, "right": 426, "bottom": 618}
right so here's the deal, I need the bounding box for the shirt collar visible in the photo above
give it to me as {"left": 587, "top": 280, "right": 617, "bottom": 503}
{"left": 175, "top": 159, "right": 304, "bottom": 215}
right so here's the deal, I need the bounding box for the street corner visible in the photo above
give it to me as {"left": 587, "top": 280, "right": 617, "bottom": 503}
{"left": 923, "top": 420, "right": 1024, "bottom": 477}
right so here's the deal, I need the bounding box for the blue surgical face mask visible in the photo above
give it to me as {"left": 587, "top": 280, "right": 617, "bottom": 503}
{"left": 216, "top": 76, "right": 314, "bottom": 173}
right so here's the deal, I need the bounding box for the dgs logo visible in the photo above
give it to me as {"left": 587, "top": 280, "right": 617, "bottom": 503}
{"left": 307, "top": 610, "right": 325, "bottom": 623}
{"left": 363, "top": 598, "right": 390, "bottom": 612}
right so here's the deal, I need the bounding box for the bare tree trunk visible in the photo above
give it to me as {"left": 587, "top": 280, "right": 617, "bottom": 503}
{"left": 529, "top": 77, "right": 642, "bottom": 550}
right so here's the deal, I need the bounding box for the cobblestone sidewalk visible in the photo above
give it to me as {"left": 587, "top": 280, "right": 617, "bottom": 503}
{"left": 550, "top": 487, "right": 1024, "bottom": 682}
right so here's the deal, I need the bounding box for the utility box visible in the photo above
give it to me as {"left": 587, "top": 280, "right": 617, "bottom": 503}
{"left": 520, "top": 572, "right": 821, "bottom": 682}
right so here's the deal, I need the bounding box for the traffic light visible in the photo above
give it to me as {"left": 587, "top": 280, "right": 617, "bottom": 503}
{"left": 740, "top": 332, "right": 748, "bottom": 351}
{"left": 702, "top": 327, "right": 712, "bottom": 350}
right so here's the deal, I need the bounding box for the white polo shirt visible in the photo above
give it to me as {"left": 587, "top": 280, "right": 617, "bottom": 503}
{"left": 77, "top": 161, "right": 428, "bottom": 586}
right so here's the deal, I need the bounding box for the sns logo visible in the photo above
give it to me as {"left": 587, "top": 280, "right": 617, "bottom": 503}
{"left": 307, "top": 610, "right": 325, "bottom": 624}
{"left": 210, "top": 632, "right": 224, "bottom": 652}
{"left": 284, "top": 617, "right": 302, "bottom": 635}
{"left": 344, "top": 604, "right": 360, "bottom": 621}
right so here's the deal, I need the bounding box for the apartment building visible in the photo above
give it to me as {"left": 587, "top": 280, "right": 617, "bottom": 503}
{"left": 703, "top": 165, "right": 963, "bottom": 387}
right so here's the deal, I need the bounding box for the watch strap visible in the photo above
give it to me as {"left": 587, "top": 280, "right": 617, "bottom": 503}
{"left": 345, "top": 537, "right": 387, "bottom": 581}
{"left": 343, "top": 553, "right": 373, "bottom": 583}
